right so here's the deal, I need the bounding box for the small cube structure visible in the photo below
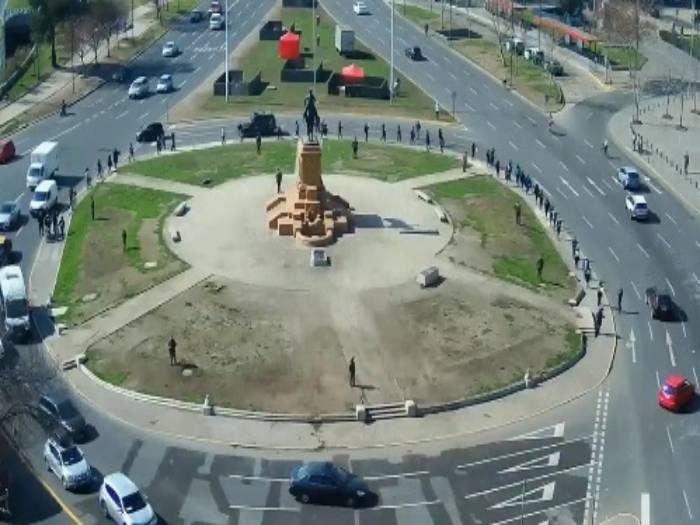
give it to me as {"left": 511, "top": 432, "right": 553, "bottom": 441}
{"left": 416, "top": 266, "right": 440, "bottom": 288}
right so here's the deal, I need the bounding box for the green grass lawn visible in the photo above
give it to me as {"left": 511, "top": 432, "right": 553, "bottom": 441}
{"left": 7, "top": 0, "right": 30, "bottom": 8}
{"left": 6, "top": 44, "right": 56, "bottom": 101}
{"left": 128, "top": 141, "right": 458, "bottom": 185}
{"left": 598, "top": 44, "right": 647, "bottom": 70}
{"left": 429, "top": 176, "right": 571, "bottom": 291}
{"left": 203, "top": 6, "right": 436, "bottom": 120}
{"left": 54, "top": 183, "right": 188, "bottom": 325}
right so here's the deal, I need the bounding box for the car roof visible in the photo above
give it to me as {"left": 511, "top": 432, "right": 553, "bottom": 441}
{"left": 666, "top": 375, "right": 688, "bottom": 388}
{"left": 35, "top": 179, "right": 57, "bottom": 191}
{"left": 104, "top": 472, "right": 139, "bottom": 496}
{"left": 627, "top": 194, "right": 646, "bottom": 203}
{"left": 165, "top": 41, "right": 175, "bottom": 46}
{"left": 621, "top": 166, "right": 638, "bottom": 174}
{"left": 160, "top": 74, "right": 172, "bottom": 79}
{"left": 134, "top": 76, "right": 147, "bottom": 82}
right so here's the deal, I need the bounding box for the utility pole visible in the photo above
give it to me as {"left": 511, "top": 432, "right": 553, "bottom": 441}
{"left": 132, "top": 0, "right": 135, "bottom": 38}
{"left": 390, "top": 0, "right": 395, "bottom": 103}
{"left": 225, "top": 0, "right": 229, "bottom": 103}
{"left": 313, "top": 0, "right": 316, "bottom": 91}
{"left": 538, "top": 0, "right": 542, "bottom": 48}
{"left": 71, "top": 7, "right": 75, "bottom": 94}
{"left": 510, "top": 0, "right": 515, "bottom": 86}
{"left": 449, "top": 0, "right": 453, "bottom": 44}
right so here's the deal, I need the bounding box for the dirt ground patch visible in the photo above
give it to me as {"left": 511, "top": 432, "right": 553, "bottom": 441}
{"left": 87, "top": 274, "right": 577, "bottom": 413}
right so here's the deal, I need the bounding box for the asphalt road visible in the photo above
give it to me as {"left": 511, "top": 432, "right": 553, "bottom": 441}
{"left": 1, "top": 0, "right": 699, "bottom": 523}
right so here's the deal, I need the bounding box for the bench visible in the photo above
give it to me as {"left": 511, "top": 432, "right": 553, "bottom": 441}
{"left": 416, "top": 266, "right": 440, "bottom": 288}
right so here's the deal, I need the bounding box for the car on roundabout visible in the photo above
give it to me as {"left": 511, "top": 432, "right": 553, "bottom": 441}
{"left": 289, "top": 461, "right": 371, "bottom": 507}
{"left": 645, "top": 287, "right": 675, "bottom": 321}
{"left": 38, "top": 392, "right": 88, "bottom": 441}
{"left": 43, "top": 431, "right": 92, "bottom": 491}
{"left": 659, "top": 375, "right": 695, "bottom": 412}
{"left": 353, "top": 1, "right": 370, "bottom": 15}
{"left": 99, "top": 472, "right": 157, "bottom": 525}
{"left": 0, "top": 202, "right": 20, "bottom": 231}
{"left": 625, "top": 193, "right": 648, "bottom": 220}
{"left": 136, "top": 122, "right": 165, "bottom": 143}
{"left": 237, "top": 112, "right": 281, "bottom": 138}
{"left": 404, "top": 46, "right": 425, "bottom": 61}
{"left": 156, "top": 74, "right": 174, "bottom": 94}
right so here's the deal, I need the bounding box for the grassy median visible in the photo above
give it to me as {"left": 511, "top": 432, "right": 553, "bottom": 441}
{"left": 53, "top": 183, "right": 188, "bottom": 325}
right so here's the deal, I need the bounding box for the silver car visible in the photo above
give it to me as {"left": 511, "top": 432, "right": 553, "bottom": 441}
{"left": 0, "top": 202, "right": 20, "bottom": 231}
{"left": 43, "top": 433, "right": 92, "bottom": 490}
{"left": 156, "top": 74, "right": 174, "bottom": 93}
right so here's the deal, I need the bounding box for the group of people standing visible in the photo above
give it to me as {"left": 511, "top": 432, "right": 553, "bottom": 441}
{"left": 35, "top": 208, "right": 66, "bottom": 242}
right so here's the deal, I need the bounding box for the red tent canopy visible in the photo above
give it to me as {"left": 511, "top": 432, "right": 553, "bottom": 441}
{"left": 341, "top": 64, "right": 365, "bottom": 80}
{"left": 279, "top": 31, "right": 300, "bottom": 60}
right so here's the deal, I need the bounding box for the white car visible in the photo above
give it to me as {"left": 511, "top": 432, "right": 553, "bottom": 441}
{"left": 162, "top": 41, "right": 179, "bottom": 57}
{"left": 99, "top": 473, "right": 157, "bottom": 525}
{"left": 625, "top": 193, "right": 648, "bottom": 220}
{"left": 617, "top": 166, "right": 642, "bottom": 190}
{"left": 209, "top": 12, "right": 224, "bottom": 30}
{"left": 29, "top": 179, "right": 58, "bottom": 217}
{"left": 156, "top": 74, "right": 174, "bottom": 93}
{"left": 43, "top": 434, "right": 92, "bottom": 490}
{"left": 128, "top": 76, "right": 149, "bottom": 99}
{"left": 353, "top": 1, "right": 369, "bottom": 15}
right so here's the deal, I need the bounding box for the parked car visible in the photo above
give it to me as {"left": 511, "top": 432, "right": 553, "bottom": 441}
{"left": 544, "top": 59, "right": 564, "bottom": 76}
{"left": 505, "top": 38, "right": 525, "bottom": 55}
{"left": 289, "top": 462, "right": 371, "bottom": 507}
{"left": 43, "top": 432, "right": 92, "bottom": 490}
{"left": 136, "top": 122, "right": 165, "bottom": 143}
{"left": 0, "top": 140, "right": 16, "bottom": 164}
{"left": 659, "top": 375, "right": 695, "bottom": 411}
{"left": 29, "top": 180, "right": 58, "bottom": 218}
{"left": 353, "top": 1, "right": 370, "bottom": 15}
{"left": 617, "top": 166, "right": 642, "bottom": 190}
{"left": 524, "top": 47, "right": 544, "bottom": 64}
{"left": 156, "top": 74, "right": 174, "bottom": 93}
{"left": 0, "top": 202, "right": 20, "bottom": 231}
{"left": 128, "top": 76, "right": 150, "bottom": 99}
{"left": 645, "top": 287, "right": 674, "bottom": 320}
{"left": 237, "top": 112, "right": 281, "bottom": 138}
{"left": 209, "top": 12, "right": 224, "bottom": 30}
{"left": 189, "top": 9, "right": 204, "bottom": 22}
{"left": 38, "top": 392, "right": 87, "bottom": 440}
{"left": 99, "top": 473, "right": 157, "bottom": 525}
{"left": 162, "top": 41, "right": 179, "bottom": 57}
{"left": 404, "top": 46, "right": 424, "bottom": 61}
{"left": 625, "top": 193, "right": 648, "bottom": 220}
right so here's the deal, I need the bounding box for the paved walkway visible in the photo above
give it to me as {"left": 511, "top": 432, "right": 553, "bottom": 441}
{"left": 608, "top": 94, "right": 700, "bottom": 215}
{"left": 33, "top": 150, "right": 616, "bottom": 450}
{"left": 0, "top": 4, "right": 154, "bottom": 127}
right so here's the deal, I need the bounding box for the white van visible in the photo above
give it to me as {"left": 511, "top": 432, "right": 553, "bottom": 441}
{"left": 26, "top": 141, "right": 59, "bottom": 189}
{"left": 0, "top": 265, "right": 30, "bottom": 341}
{"left": 29, "top": 179, "right": 58, "bottom": 218}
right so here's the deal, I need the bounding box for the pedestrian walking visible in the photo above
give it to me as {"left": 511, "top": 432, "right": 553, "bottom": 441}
{"left": 337, "top": 120, "right": 343, "bottom": 139}
{"left": 602, "top": 139, "right": 609, "bottom": 156}
{"left": 396, "top": 125, "right": 402, "bottom": 143}
{"left": 221, "top": 127, "right": 227, "bottom": 144}
{"left": 381, "top": 123, "right": 387, "bottom": 143}
{"left": 107, "top": 155, "right": 113, "bottom": 173}
{"left": 416, "top": 120, "right": 421, "bottom": 138}
{"left": 294, "top": 121, "right": 299, "bottom": 138}
{"left": 364, "top": 123, "right": 369, "bottom": 142}
{"left": 556, "top": 219, "right": 562, "bottom": 237}
{"left": 617, "top": 287, "right": 623, "bottom": 311}
{"left": 438, "top": 133, "right": 445, "bottom": 153}
{"left": 514, "top": 202, "right": 521, "bottom": 225}
{"left": 156, "top": 139, "right": 162, "bottom": 155}
{"left": 129, "top": 142, "right": 134, "bottom": 162}
{"left": 425, "top": 130, "right": 431, "bottom": 151}
{"left": 51, "top": 212, "right": 58, "bottom": 238}
{"left": 168, "top": 337, "right": 177, "bottom": 366}
{"left": 597, "top": 287, "right": 603, "bottom": 306}
{"left": 462, "top": 151, "right": 468, "bottom": 172}
{"left": 277, "top": 126, "right": 282, "bottom": 141}
{"left": 471, "top": 142, "right": 476, "bottom": 159}
{"left": 113, "top": 148, "right": 120, "bottom": 169}
{"left": 352, "top": 136, "right": 359, "bottom": 158}
{"left": 684, "top": 152, "right": 690, "bottom": 175}
{"left": 571, "top": 237, "right": 578, "bottom": 258}
{"left": 97, "top": 159, "right": 103, "bottom": 178}
{"left": 544, "top": 198, "right": 550, "bottom": 217}
{"left": 256, "top": 132, "right": 262, "bottom": 155}
{"left": 171, "top": 132, "right": 176, "bottom": 151}
{"left": 121, "top": 229, "right": 127, "bottom": 252}
{"left": 424, "top": 23, "right": 429, "bottom": 36}
{"left": 434, "top": 100, "right": 440, "bottom": 120}
{"left": 58, "top": 215, "right": 65, "bottom": 240}
{"left": 37, "top": 210, "right": 45, "bottom": 236}
{"left": 69, "top": 187, "right": 75, "bottom": 209}
{"left": 594, "top": 313, "right": 601, "bottom": 337}
{"left": 85, "top": 167, "right": 92, "bottom": 188}
{"left": 349, "top": 357, "right": 356, "bottom": 387}
{"left": 495, "top": 159, "right": 500, "bottom": 177}
{"left": 536, "top": 257, "right": 544, "bottom": 281}
{"left": 574, "top": 250, "right": 580, "bottom": 269}
{"left": 90, "top": 197, "right": 95, "bottom": 221}
{"left": 584, "top": 266, "right": 592, "bottom": 288}
{"left": 275, "top": 169, "right": 283, "bottom": 193}
{"left": 410, "top": 127, "right": 416, "bottom": 144}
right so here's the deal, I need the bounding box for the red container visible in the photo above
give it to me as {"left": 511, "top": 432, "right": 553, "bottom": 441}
{"left": 279, "top": 31, "right": 301, "bottom": 60}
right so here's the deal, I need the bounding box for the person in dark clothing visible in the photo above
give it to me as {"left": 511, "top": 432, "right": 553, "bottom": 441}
{"left": 168, "top": 337, "right": 177, "bottom": 366}
{"left": 471, "top": 142, "right": 476, "bottom": 158}
{"left": 256, "top": 133, "right": 262, "bottom": 154}
{"left": 514, "top": 202, "right": 521, "bottom": 225}
{"left": 91, "top": 197, "right": 95, "bottom": 221}
{"left": 58, "top": 215, "right": 65, "bottom": 240}
{"left": 337, "top": 120, "right": 343, "bottom": 139}
{"left": 425, "top": 130, "right": 431, "bottom": 151}
{"left": 69, "top": 187, "right": 76, "bottom": 209}
{"left": 37, "top": 210, "right": 45, "bottom": 236}
{"left": 113, "top": 148, "right": 120, "bottom": 169}
{"left": 416, "top": 121, "right": 421, "bottom": 138}
{"left": 397, "top": 125, "right": 402, "bottom": 143}
{"left": 439, "top": 133, "right": 445, "bottom": 153}
{"left": 597, "top": 288, "right": 603, "bottom": 306}
{"left": 294, "top": 121, "right": 299, "bottom": 138}
{"left": 129, "top": 142, "right": 134, "bottom": 162}
{"left": 617, "top": 288, "right": 624, "bottom": 311}
{"left": 364, "top": 123, "right": 369, "bottom": 142}
{"left": 352, "top": 136, "right": 359, "bottom": 158}
{"left": 571, "top": 237, "right": 578, "bottom": 258}
{"left": 410, "top": 127, "right": 416, "bottom": 144}
{"left": 349, "top": 357, "right": 356, "bottom": 387}
{"left": 171, "top": 133, "right": 176, "bottom": 151}
{"left": 51, "top": 212, "right": 58, "bottom": 238}
{"left": 462, "top": 151, "right": 468, "bottom": 172}
{"left": 495, "top": 159, "right": 500, "bottom": 177}
{"left": 121, "top": 229, "right": 127, "bottom": 252}
{"left": 381, "top": 123, "right": 387, "bottom": 143}
{"left": 107, "top": 155, "right": 113, "bottom": 173}
{"left": 45, "top": 213, "right": 52, "bottom": 239}
{"left": 536, "top": 257, "right": 544, "bottom": 280}
{"left": 275, "top": 170, "right": 283, "bottom": 193}
{"left": 277, "top": 127, "right": 282, "bottom": 140}
{"left": 584, "top": 266, "right": 592, "bottom": 288}
{"left": 97, "top": 159, "right": 103, "bottom": 178}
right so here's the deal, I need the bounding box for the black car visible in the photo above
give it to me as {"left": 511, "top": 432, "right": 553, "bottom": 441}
{"left": 237, "top": 112, "right": 280, "bottom": 138}
{"left": 189, "top": 10, "right": 204, "bottom": 22}
{"left": 289, "top": 462, "right": 371, "bottom": 507}
{"left": 404, "top": 46, "right": 424, "bottom": 61}
{"left": 646, "top": 288, "right": 675, "bottom": 320}
{"left": 544, "top": 59, "right": 564, "bottom": 76}
{"left": 136, "top": 122, "right": 165, "bottom": 143}
{"left": 38, "top": 393, "right": 87, "bottom": 440}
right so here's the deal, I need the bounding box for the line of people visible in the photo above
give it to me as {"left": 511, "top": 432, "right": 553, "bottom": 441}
{"left": 34, "top": 208, "right": 66, "bottom": 241}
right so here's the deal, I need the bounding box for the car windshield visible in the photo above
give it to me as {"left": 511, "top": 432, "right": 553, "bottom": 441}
{"left": 6, "top": 297, "right": 28, "bottom": 318}
{"left": 627, "top": 172, "right": 639, "bottom": 181}
{"left": 658, "top": 296, "right": 672, "bottom": 307}
{"left": 60, "top": 446, "right": 83, "bottom": 465}
{"left": 34, "top": 191, "right": 49, "bottom": 202}
{"left": 0, "top": 204, "right": 12, "bottom": 213}
{"left": 57, "top": 401, "right": 79, "bottom": 419}
{"left": 635, "top": 202, "right": 647, "bottom": 209}
{"left": 29, "top": 167, "right": 43, "bottom": 179}
{"left": 663, "top": 384, "right": 677, "bottom": 396}
{"left": 122, "top": 491, "right": 147, "bottom": 513}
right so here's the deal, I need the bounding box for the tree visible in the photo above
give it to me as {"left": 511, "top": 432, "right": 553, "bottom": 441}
{"left": 28, "top": 0, "right": 77, "bottom": 68}
{"left": 597, "top": 0, "right": 653, "bottom": 73}
{"left": 91, "top": 0, "right": 128, "bottom": 58}
{"left": 75, "top": 14, "right": 104, "bottom": 64}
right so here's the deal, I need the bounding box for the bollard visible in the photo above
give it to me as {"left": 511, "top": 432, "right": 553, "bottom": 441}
{"left": 524, "top": 368, "right": 532, "bottom": 389}
{"left": 202, "top": 394, "right": 214, "bottom": 415}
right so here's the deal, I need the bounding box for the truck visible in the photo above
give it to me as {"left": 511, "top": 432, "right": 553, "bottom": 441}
{"left": 0, "top": 265, "right": 30, "bottom": 342}
{"left": 335, "top": 26, "right": 355, "bottom": 55}
{"left": 26, "top": 141, "right": 59, "bottom": 189}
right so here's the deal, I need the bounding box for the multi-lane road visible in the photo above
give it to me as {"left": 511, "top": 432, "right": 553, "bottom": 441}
{"left": 1, "top": 0, "right": 699, "bottom": 522}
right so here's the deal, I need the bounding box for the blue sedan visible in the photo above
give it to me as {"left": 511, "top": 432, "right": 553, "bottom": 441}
{"left": 0, "top": 202, "right": 20, "bottom": 231}
{"left": 289, "top": 462, "right": 371, "bottom": 507}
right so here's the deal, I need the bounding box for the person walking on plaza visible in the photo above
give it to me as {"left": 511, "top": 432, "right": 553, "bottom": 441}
{"left": 168, "top": 337, "right": 177, "bottom": 366}
{"left": 349, "top": 357, "right": 356, "bottom": 387}
{"left": 352, "top": 136, "right": 359, "bottom": 158}
{"left": 617, "top": 287, "right": 624, "bottom": 312}
{"left": 275, "top": 169, "right": 283, "bottom": 193}
{"left": 113, "top": 148, "right": 120, "bottom": 170}
{"left": 584, "top": 266, "right": 592, "bottom": 288}
{"left": 90, "top": 197, "right": 95, "bottom": 221}
{"left": 37, "top": 210, "right": 45, "bottom": 236}
{"left": 69, "top": 187, "right": 75, "bottom": 210}
{"left": 536, "top": 257, "right": 544, "bottom": 281}
{"left": 171, "top": 132, "right": 176, "bottom": 151}
{"left": 597, "top": 287, "right": 603, "bottom": 306}
{"left": 574, "top": 250, "right": 580, "bottom": 269}
{"left": 462, "top": 151, "right": 468, "bottom": 172}
{"left": 424, "top": 23, "right": 429, "bottom": 36}
{"left": 294, "top": 121, "right": 299, "bottom": 138}
{"left": 410, "top": 127, "right": 415, "bottom": 144}
{"left": 685, "top": 152, "right": 690, "bottom": 175}
{"left": 438, "top": 131, "right": 445, "bottom": 153}
{"left": 514, "top": 202, "right": 521, "bottom": 225}
{"left": 337, "top": 120, "right": 343, "bottom": 139}
{"left": 45, "top": 213, "right": 52, "bottom": 239}
{"left": 471, "top": 142, "right": 476, "bottom": 159}
{"left": 495, "top": 159, "right": 500, "bottom": 177}
{"left": 156, "top": 138, "right": 162, "bottom": 155}
{"left": 396, "top": 125, "right": 402, "bottom": 143}
{"left": 571, "top": 237, "right": 578, "bottom": 258}
{"left": 425, "top": 130, "right": 431, "bottom": 151}
{"left": 434, "top": 100, "right": 440, "bottom": 120}
{"left": 85, "top": 167, "right": 92, "bottom": 188}
{"left": 51, "top": 212, "right": 58, "bottom": 238}
{"left": 416, "top": 120, "right": 421, "bottom": 138}
{"left": 364, "top": 123, "right": 369, "bottom": 142}
{"left": 556, "top": 219, "right": 562, "bottom": 237}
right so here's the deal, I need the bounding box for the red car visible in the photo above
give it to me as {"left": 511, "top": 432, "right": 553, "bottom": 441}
{"left": 659, "top": 375, "right": 695, "bottom": 412}
{"left": 0, "top": 140, "right": 15, "bottom": 164}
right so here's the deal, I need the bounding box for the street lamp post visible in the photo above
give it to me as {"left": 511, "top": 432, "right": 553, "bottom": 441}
{"left": 225, "top": 0, "right": 229, "bottom": 103}
{"left": 390, "top": 0, "right": 394, "bottom": 103}
{"left": 313, "top": 0, "right": 316, "bottom": 91}
{"left": 132, "top": 0, "right": 135, "bottom": 39}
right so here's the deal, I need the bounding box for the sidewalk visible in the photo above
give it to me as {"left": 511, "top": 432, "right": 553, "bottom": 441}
{"left": 0, "top": 4, "right": 154, "bottom": 129}
{"left": 608, "top": 94, "right": 700, "bottom": 215}
{"left": 31, "top": 146, "right": 616, "bottom": 451}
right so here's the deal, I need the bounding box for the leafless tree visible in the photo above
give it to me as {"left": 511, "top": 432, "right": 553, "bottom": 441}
{"left": 489, "top": 4, "right": 511, "bottom": 66}
{"left": 92, "top": 0, "right": 128, "bottom": 58}
{"left": 597, "top": 0, "right": 653, "bottom": 73}
{"left": 75, "top": 14, "right": 104, "bottom": 64}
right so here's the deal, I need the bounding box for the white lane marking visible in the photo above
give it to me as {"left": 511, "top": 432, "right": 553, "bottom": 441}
{"left": 664, "top": 277, "right": 676, "bottom": 296}
{"left": 466, "top": 465, "right": 584, "bottom": 500}
{"left": 607, "top": 212, "right": 619, "bottom": 225}
{"left": 499, "top": 452, "right": 560, "bottom": 474}
{"left": 193, "top": 66, "right": 200, "bottom": 73}
{"left": 535, "top": 139, "right": 546, "bottom": 149}
{"left": 583, "top": 185, "right": 595, "bottom": 198}
{"left": 666, "top": 426, "right": 675, "bottom": 454}
{"left": 611, "top": 176, "right": 623, "bottom": 188}
{"left": 489, "top": 102, "right": 499, "bottom": 110}
{"left": 644, "top": 176, "right": 663, "bottom": 194}
{"left": 585, "top": 112, "right": 593, "bottom": 120}
{"left": 507, "top": 423, "right": 566, "bottom": 441}
{"left": 493, "top": 498, "right": 587, "bottom": 525}
{"left": 601, "top": 179, "right": 614, "bottom": 190}
{"left": 469, "top": 86, "right": 478, "bottom": 95}
{"left": 582, "top": 215, "right": 593, "bottom": 228}
{"left": 682, "top": 322, "right": 687, "bottom": 338}
{"left": 587, "top": 177, "right": 606, "bottom": 196}
{"left": 526, "top": 115, "right": 536, "bottom": 125}
{"left": 487, "top": 121, "right": 496, "bottom": 130}
{"left": 504, "top": 99, "right": 514, "bottom": 107}
{"left": 664, "top": 212, "right": 678, "bottom": 225}
{"left": 115, "top": 111, "right": 129, "bottom": 121}
{"left": 648, "top": 321, "right": 654, "bottom": 341}
{"left": 641, "top": 493, "right": 650, "bottom": 525}
{"left": 490, "top": 481, "right": 555, "bottom": 509}
{"left": 637, "top": 243, "right": 650, "bottom": 258}
{"left": 584, "top": 139, "right": 594, "bottom": 149}
{"left": 575, "top": 154, "right": 586, "bottom": 165}
{"left": 228, "top": 505, "right": 299, "bottom": 512}
{"left": 656, "top": 370, "right": 661, "bottom": 390}
{"left": 513, "top": 120, "right": 523, "bottom": 129}
{"left": 557, "top": 187, "right": 569, "bottom": 200}
{"left": 693, "top": 272, "right": 700, "bottom": 285}
{"left": 627, "top": 328, "right": 637, "bottom": 363}
{"left": 560, "top": 176, "right": 579, "bottom": 196}
{"left": 666, "top": 329, "right": 676, "bottom": 367}
{"left": 531, "top": 162, "right": 542, "bottom": 174}
{"left": 363, "top": 471, "right": 430, "bottom": 480}
{"left": 464, "top": 102, "right": 475, "bottom": 111}
{"left": 508, "top": 140, "right": 519, "bottom": 151}
{"left": 425, "top": 71, "right": 435, "bottom": 82}
{"left": 608, "top": 247, "right": 620, "bottom": 263}
{"left": 693, "top": 367, "right": 699, "bottom": 387}
{"left": 448, "top": 72, "right": 457, "bottom": 81}
{"left": 179, "top": 80, "right": 189, "bottom": 88}
{"left": 683, "top": 490, "right": 693, "bottom": 520}
{"left": 369, "top": 500, "right": 442, "bottom": 510}
{"left": 228, "top": 474, "right": 289, "bottom": 482}
{"left": 630, "top": 281, "right": 641, "bottom": 300}
{"left": 559, "top": 160, "right": 570, "bottom": 172}
{"left": 657, "top": 233, "right": 672, "bottom": 250}
{"left": 137, "top": 112, "right": 150, "bottom": 122}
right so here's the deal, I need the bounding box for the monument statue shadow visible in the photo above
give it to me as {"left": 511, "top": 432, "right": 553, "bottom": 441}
{"left": 353, "top": 214, "right": 412, "bottom": 230}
